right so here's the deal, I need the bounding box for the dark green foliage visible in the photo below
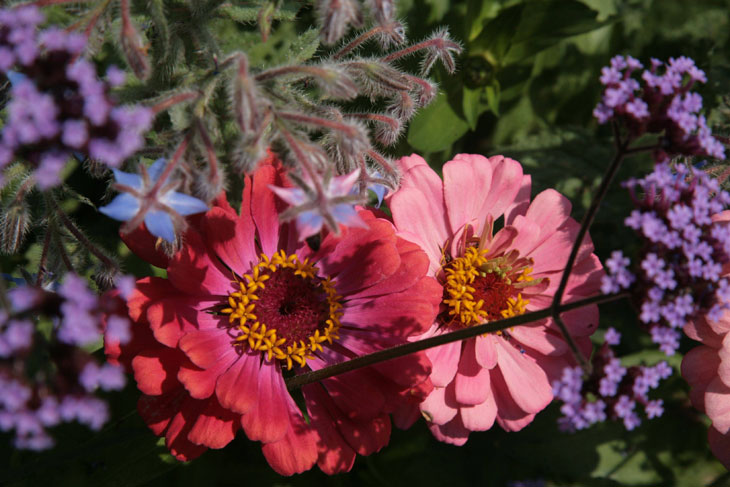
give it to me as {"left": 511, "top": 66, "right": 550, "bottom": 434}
{"left": 2, "top": 0, "right": 730, "bottom": 485}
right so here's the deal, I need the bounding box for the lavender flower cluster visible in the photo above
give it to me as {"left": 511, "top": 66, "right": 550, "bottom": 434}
{"left": 553, "top": 329, "right": 671, "bottom": 431}
{"left": 601, "top": 163, "right": 730, "bottom": 354}
{"left": 593, "top": 55, "right": 725, "bottom": 161}
{"left": 0, "top": 6, "right": 152, "bottom": 188}
{"left": 0, "top": 275, "right": 132, "bottom": 450}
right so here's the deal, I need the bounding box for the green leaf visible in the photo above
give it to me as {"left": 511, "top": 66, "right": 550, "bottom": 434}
{"left": 461, "top": 86, "right": 483, "bottom": 130}
{"left": 407, "top": 92, "right": 470, "bottom": 153}
{"left": 422, "top": 0, "right": 450, "bottom": 23}
{"left": 471, "top": 4, "right": 524, "bottom": 64}
{"left": 461, "top": 82, "right": 499, "bottom": 130}
{"left": 464, "top": 0, "right": 502, "bottom": 41}
{"left": 168, "top": 103, "right": 192, "bottom": 132}
{"left": 286, "top": 28, "right": 320, "bottom": 65}
{"left": 471, "top": 0, "right": 610, "bottom": 65}
{"left": 244, "top": 24, "right": 320, "bottom": 68}
{"left": 218, "top": 2, "right": 298, "bottom": 24}
{"left": 486, "top": 82, "right": 500, "bottom": 116}
{"left": 505, "top": 0, "right": 610, "bottom": 63}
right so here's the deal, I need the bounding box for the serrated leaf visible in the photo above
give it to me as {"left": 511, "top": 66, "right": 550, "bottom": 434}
{"left": 286, "top": 28, "right": 320, "bottom": 65}
{"left": 218, "top": 2, "right": 298, "bottom": 24}
{"left": 245, "top": 24, "right": 320, "bottom": 68}
{"left": 407, "top": 92, "right": 470, "bottom": 153}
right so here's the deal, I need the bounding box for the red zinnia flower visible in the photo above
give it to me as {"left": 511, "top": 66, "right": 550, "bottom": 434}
{"left": 105, "top": 157, "right": 440, "bottom": 475}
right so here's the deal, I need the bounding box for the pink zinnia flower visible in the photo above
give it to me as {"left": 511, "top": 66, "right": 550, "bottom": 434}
{"left": 387, "top": 154, "right": 604, "bottom": 444}
{"left": 105, "top": 156, "right": 440, "bottom": 475}
{"left": 682, "top": 211, "right": 730, "bottom": 468}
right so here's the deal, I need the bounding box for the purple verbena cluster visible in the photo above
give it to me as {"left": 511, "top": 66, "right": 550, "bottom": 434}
{"left": 553, "top": 328, "right": 672, "bottom": 432}
{"left": 0, "top": 6, "right": 152, "bottom": 188}
{"left": 601, "top": 163, "right": 730, "bottom": 354}
{"left": 0, "top": 275, "right": 132, "bottom": 450}
{"left": 594, "top": 55, "right": 725, "bottom": 161}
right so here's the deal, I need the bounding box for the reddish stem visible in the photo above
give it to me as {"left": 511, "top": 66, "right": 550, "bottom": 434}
{"left": 150, "top": 92, "right": 200, "bottom": 115}
{"left": 332, "top": 25, "right": 386, "bottom": 60}
{"left": 277, "top": 111, "right": 357, "bottom": 136}
{"left": 195, "top": 120, "right": 220, "bottom": 192}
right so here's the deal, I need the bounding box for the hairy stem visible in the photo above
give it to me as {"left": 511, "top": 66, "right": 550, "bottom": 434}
{"left": 51, "top": 198, "right": 118, "bottom": 272}
{"left": 36, "top": 226, "right": 53, "bottom": 287}
{"left": 332, "top": 25, "right": 387, "bottom": 60}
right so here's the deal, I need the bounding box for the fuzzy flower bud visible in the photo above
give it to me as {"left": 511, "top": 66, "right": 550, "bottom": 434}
{"left": 318, "top": 0, "right": 362, "bottom": 45}
{"left": 0, "top": 199, "right": 30, "bottom": 255}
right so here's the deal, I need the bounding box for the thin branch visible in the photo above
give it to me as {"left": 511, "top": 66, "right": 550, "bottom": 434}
{"left": 150, "top": 91, "right": 201, "bottom": 115}
{"left": 285, "top": 292, "right": 629, "bottom": 390}
{"left": 53, "top": 228, "right": 74, "bottom": 274}
{"left": 550, "top": 128, "right": 630, "bottom": 371}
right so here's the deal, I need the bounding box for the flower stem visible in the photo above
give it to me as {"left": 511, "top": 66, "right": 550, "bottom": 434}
{"left": 147, "top": 131, "right": 193, "bottom": 197}
{"left": 195, "top": 119, "right": 220, "bottom": 194}
{"left": 549, "top": 122, "right": 659, "bottom": 372}
{"left": 285, "top": 292, "right": 629, "bottom": 390}
{"left": 36, "top": 225, "right": 53, "bottom": 287}
{"left": 277, "top": 111, "right": 357, "bottom": 136}
{"left": 332, "top": 26, "right": 386, "bottom": 60}
{"left": 51, "top": 198, "right": 118, "bottom": 273}
{"left": 150, "top": 91, "right": 200, "bottom": 115}
{"left": 549, "top": 141, "right": 627, "bottom": 371}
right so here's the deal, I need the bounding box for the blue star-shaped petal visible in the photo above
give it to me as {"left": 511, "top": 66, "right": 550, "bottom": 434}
{"left": 99, "top": 159, "right": 208, "bottom": 242}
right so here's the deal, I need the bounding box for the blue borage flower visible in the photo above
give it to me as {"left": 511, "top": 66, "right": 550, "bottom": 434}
{"left": 99, "top": 158, "right": 208, "bottom": 243}
{"left": 269, "top": 168, "right": 368, "bottom": 240}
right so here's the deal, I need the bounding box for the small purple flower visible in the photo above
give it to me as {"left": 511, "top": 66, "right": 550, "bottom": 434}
{"left": 614, "top": 394, "right": 635, "bottom": 418}
{"left": 115, "top": 275, "right": 136, "bottom": 300}
{"left": 604, "top": 327, "right": 621, "bottom": 346}
{"left": 106, "top": 65, "right": 126, "bottom": 87}
{"left": 80, "top": 362, "right": 126, "bottom": 392}
{"left": 645, "top": 399, "right": 664, "bottom": 419}
{"left": 594, "top": 55, "right": 725, "bottom": 161}
{"left": 0, "top": 9, "right": 152, "bottom": 187}
{"left": 105, "top": 315, "right": 131, "bottom": 345}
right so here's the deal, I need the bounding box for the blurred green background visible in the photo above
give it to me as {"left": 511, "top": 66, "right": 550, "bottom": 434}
{"left": 3, "top": 0, "right": 730, "bottom": 485}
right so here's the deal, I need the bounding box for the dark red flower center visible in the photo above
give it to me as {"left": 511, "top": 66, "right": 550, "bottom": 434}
{"left": 221, "top": 250, "right": 343, "bottom": 369}
{"left": 254, "top": 267, "right": 330, "bottom": 343}
{"left": 438, "top": 247, "right": 530, "bottom": 329}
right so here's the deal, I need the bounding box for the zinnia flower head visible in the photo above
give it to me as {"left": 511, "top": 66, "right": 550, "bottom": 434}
{"left": 105, "top": 155, "right": 440, "bottom": 475}
{"left": 387, "top": 154, "right": 604, "bottom": 444}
